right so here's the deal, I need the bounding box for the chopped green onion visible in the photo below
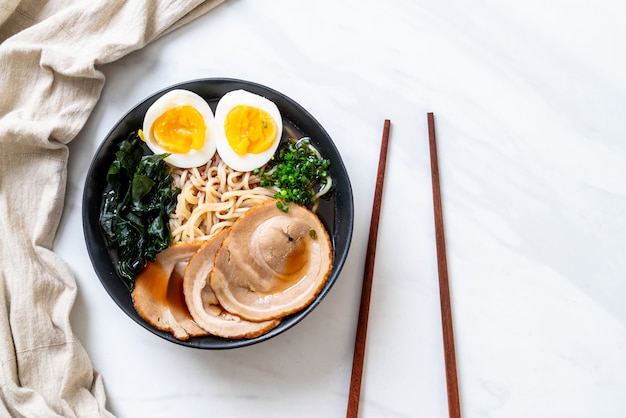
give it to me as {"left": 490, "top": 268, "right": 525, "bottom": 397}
{"left": 255, "top": 137, "right": 332, "bottom": 212}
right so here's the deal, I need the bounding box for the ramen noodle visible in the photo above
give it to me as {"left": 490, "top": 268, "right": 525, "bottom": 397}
{"left": 169, "top": 155, "right": 275, "bottom": 243}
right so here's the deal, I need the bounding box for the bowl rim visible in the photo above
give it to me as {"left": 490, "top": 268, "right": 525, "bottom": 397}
{"left": 82, "top": 77, "right": 354, "bottom": 349}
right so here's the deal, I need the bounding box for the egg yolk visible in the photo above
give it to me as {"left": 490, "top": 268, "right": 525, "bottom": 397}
{"left": 151, "top": 105, "right": 206, "bottom": 154}
{"left": 224, "top": 105, "right": 278, "bottom": 155}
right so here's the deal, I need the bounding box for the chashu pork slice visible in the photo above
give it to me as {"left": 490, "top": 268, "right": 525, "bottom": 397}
{"left": 210, "top": 200, "right": 333, "bottom": 322}
{"left": 183, "top": 228, "right": 281, "bottom": 339}
{"left": 132, "top": 242, "right": 209, "bottom": 341}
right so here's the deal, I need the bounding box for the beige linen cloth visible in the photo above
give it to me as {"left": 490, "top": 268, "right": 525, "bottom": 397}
{"left": 0, "top": 0, "right": 224, "bottom": 416}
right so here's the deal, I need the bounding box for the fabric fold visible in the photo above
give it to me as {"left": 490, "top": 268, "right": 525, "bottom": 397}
{"left": 0, "top": 1, "right": 224, "bottom": 416}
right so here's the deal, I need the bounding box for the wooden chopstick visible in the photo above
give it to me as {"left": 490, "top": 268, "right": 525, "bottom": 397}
{"left": 427, "top": 112, "right": 461, "bottom": 418}
{"left": 346, "top": 119, "right": 391, "bottom": 418}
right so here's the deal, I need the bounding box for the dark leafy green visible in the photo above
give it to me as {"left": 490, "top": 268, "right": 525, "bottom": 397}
{"left": 254, "top": 137, "right": 332, "bottom": 212}
{"left": 99, "top": 131, "right": 180, "bottom": 289}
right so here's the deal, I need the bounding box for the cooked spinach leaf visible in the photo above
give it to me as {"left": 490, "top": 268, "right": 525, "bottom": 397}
{"left": 99, "top": 131, "right": 180, "bottom": 289}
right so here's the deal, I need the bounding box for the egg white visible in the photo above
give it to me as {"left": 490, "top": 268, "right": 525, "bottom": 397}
{"left": 142, "top": 89, "right": 216, "bottom": 168}
{"left": 214, "top": 90, "right": 283, "bottom": 172}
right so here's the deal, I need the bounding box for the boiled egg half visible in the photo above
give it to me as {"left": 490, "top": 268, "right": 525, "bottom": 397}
{"left": 214, "top": 90, "right": 283, "bottom": 172}
{"left": 142, "top": 89, "right": 216, "bottom": 168}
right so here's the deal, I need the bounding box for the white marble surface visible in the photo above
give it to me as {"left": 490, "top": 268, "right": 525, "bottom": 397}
{"left": 54, "top": 1, "right": 626, "bottom": 417}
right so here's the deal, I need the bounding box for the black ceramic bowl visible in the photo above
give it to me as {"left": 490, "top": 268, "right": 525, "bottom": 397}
{"left": 83, "top": 78, "right": 354, "bottom": 349}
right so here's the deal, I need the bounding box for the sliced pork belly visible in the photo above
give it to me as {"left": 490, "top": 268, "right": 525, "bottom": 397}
{"left": 210, "top": 200, "right": 333, "bottom": 322}
{"left": 183, "top": 228, "right": 280, "bottom": 338}
{"left": 132, "top": 242, "right": 208, "bottom": 341}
